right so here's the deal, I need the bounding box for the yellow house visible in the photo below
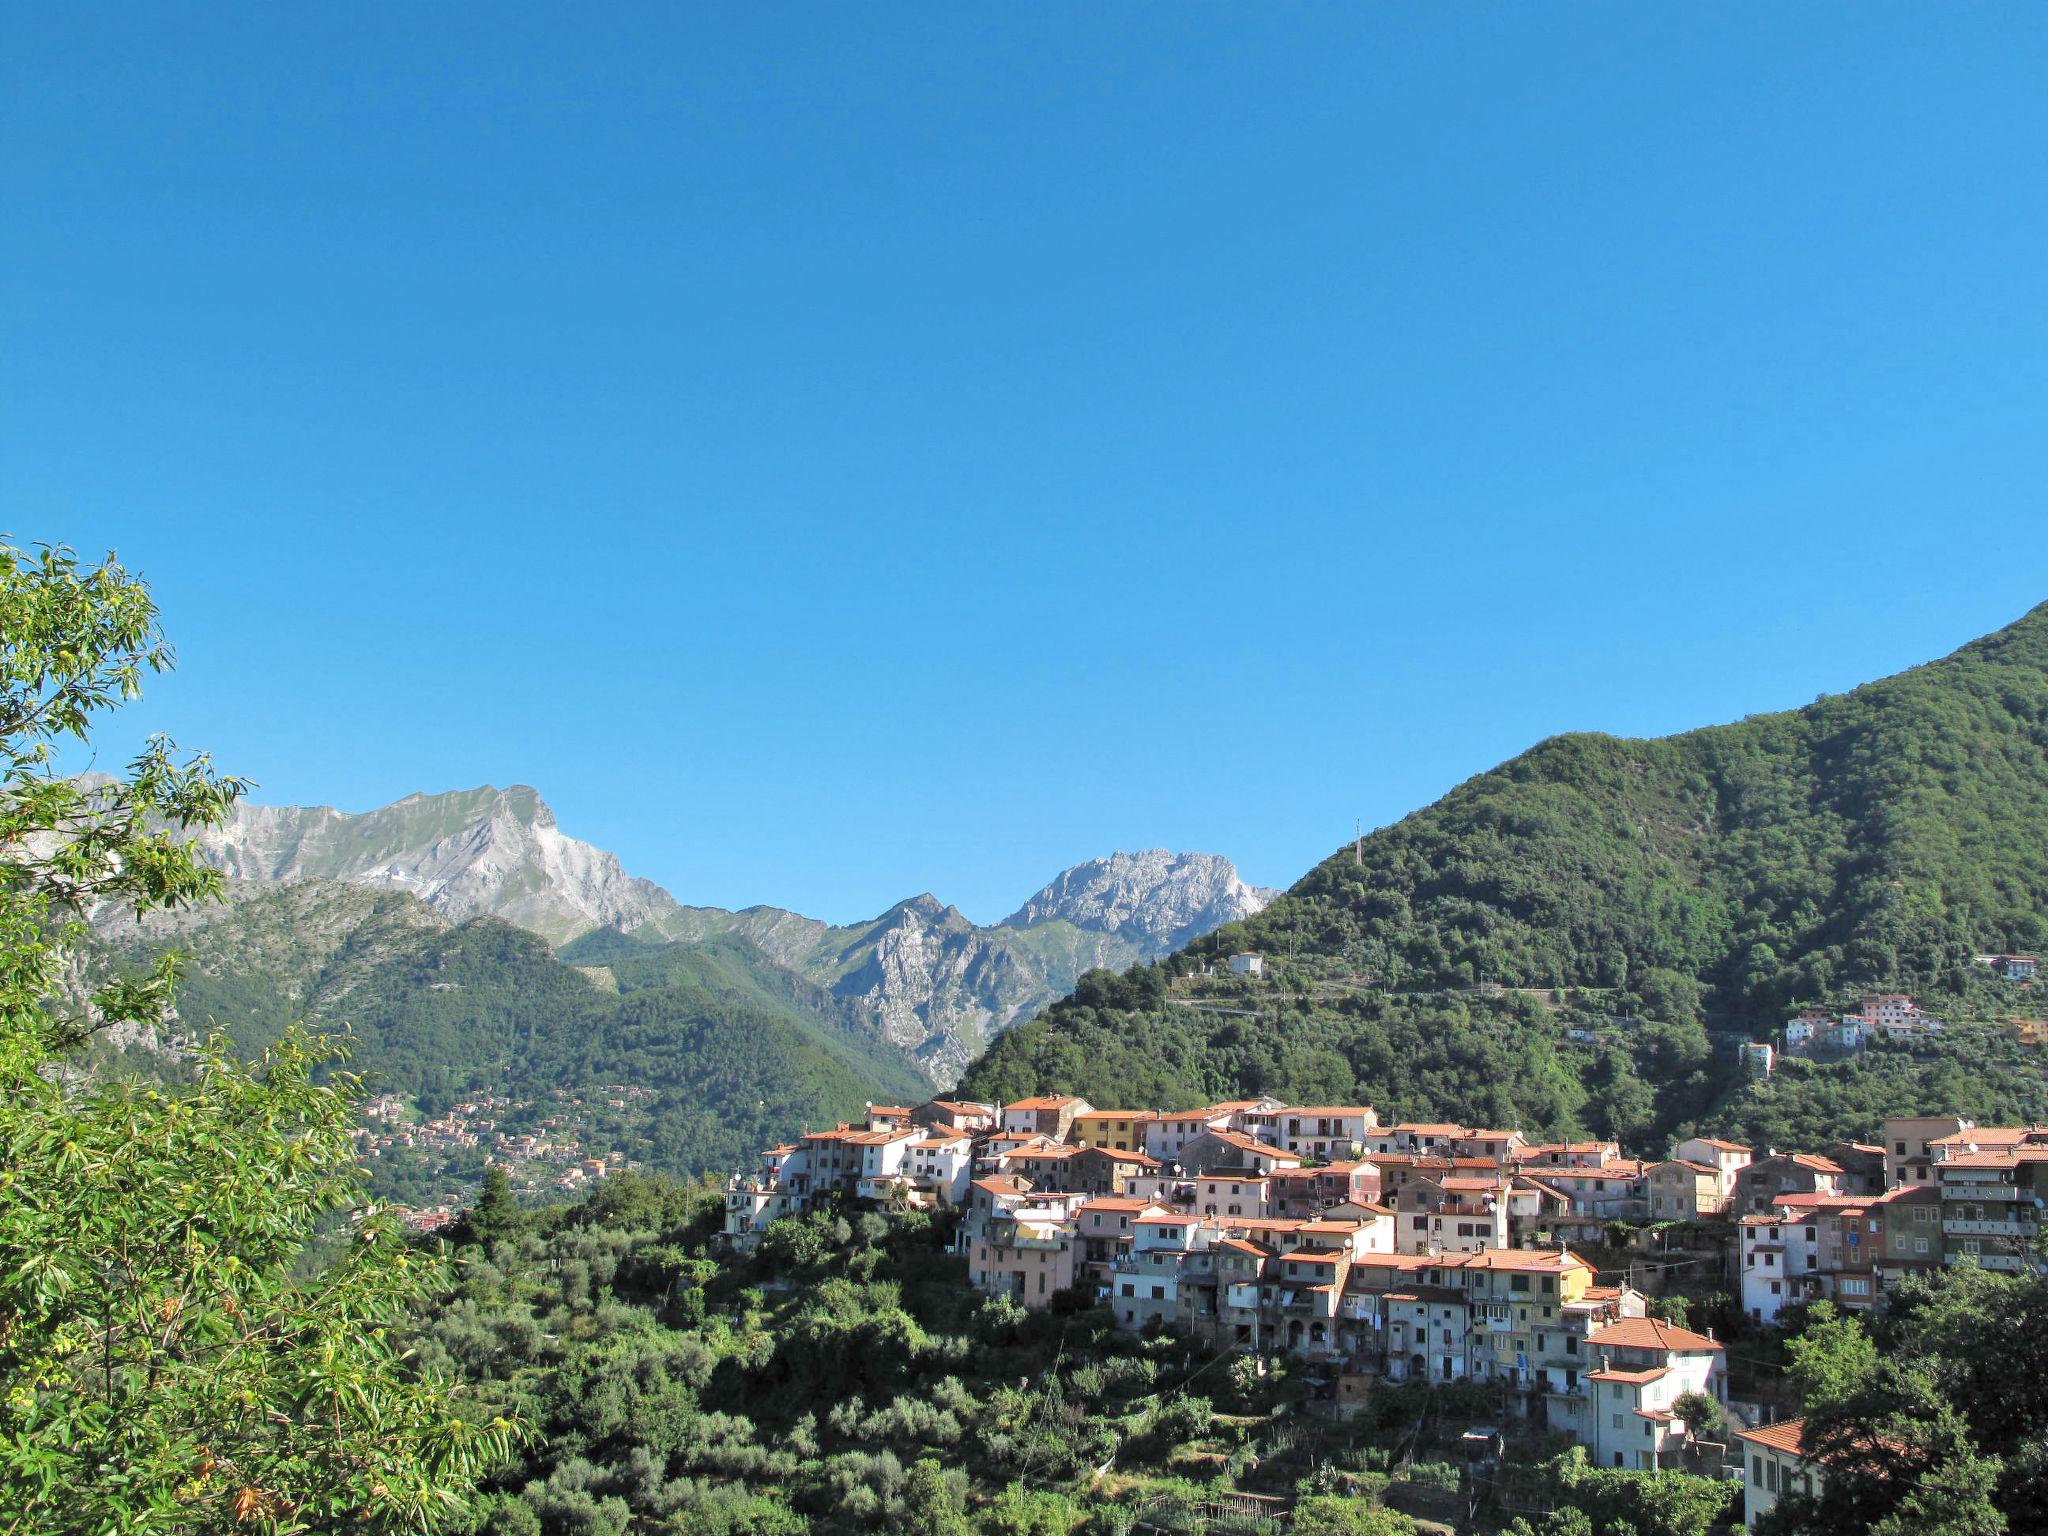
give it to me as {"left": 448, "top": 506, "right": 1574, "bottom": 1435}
{"left": 1071, "top": 1110, "right": 1149, "bottom": 1154}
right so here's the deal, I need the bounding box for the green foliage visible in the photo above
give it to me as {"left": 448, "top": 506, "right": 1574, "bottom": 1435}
{"left": 1536, "top": 1445, "right": 1739, "bottom": 1536}
{"left": 108, "top": 895, "right": 933, "bottom": 1186}
{"left": 1669, "top": 1389, "right": 1722, "bottom": 1440}
{"left": 1290, "top": 1498, "right": 1418, "bottom": 1536}
{"left": 964, "top": 603, "right": 2048, "bottom": 1150}
{"left": 0, "top": 543, "right": 513, "bottom": 1531}
{"left": 1767, "top": 1261, "right": 2048, "bottom": 1535}
{"left": 415, "top": 1178, "right": 1245, "bottom": 1535}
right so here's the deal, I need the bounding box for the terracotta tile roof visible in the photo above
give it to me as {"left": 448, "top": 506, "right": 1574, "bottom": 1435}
{"left": 1686, "top": 1138, "right": 1751, "bottom": 1152}
{"left": 1651, "top": 1159, "right": 1718, "bottom": 1175}
{"left": 1736, "top": 1419, "right": 1808, "bottom": 1456}
{"left": 1005, "top": 1094, "right": 1086, "bottom": 1112}
{"left": 1586, "top": 1366, "right": 1671, "bottom": 1385}
{"left": 1211, "top": 1130, "right": 1298, "bottom": 1159}
{"left": 1938, "top": 1150, "right": 2028, "bottom": 1169}
{"left": 1079, "top": 1197, "right": 1157, "bottom": 1213}
{"left": 1392, "top": 1122, "right": 1468, "bottom": 1135}
{"left": 1285, "top": 1106, "right": 1377, "bottom": 1118}
{"left": 1588, "top": 1317, "right": 1724, "bottom": 1352}
{"left": 1462, "top": 1247, "right": 1591, "bottom": 1273}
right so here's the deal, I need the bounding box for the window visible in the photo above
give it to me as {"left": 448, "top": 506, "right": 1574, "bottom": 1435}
{"left": 1151, "top": 1285, "right": 1165, "bottom": 1300}
{"left": 1120, "top": 1283, "right": 1135, "bottom": 1297}
{"left": 1752, "top": 1456, "right": 1765, "bottom": 1487}
{"left": 1766, "top": 1461, "right": 1779, "bottom": 1493}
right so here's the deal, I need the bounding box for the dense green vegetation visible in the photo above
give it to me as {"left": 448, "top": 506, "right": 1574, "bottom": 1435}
{"left": 965, "top": 603, "right": 2048, "bottom": 1152}
{"left": 1761, "top": 1262, "right": 2048, "bottom": 1535}
{"left": 418, "top": 1173, "right": 1745, "bottom": 1536}
{"left": 103, "top": 887, "right": 930, "bottom": 1181}
{"left": 0, "top": 542, "right": 508, "bottom": 1531}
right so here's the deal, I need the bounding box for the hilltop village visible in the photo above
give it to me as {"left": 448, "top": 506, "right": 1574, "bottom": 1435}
{"left": 724, "top": 998, "right": 2048, "bottom": 1509}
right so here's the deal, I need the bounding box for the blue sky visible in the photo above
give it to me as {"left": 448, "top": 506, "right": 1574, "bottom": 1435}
{"left": 5, "top": 7, "right": 2046, "bottom": 924}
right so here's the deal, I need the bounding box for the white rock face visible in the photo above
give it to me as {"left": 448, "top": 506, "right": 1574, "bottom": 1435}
{"left": 190, "top": 786, "right": 684, "bottom": 947}
{"left": 1001, "top": 850, "right": 1279, "bottom": 949}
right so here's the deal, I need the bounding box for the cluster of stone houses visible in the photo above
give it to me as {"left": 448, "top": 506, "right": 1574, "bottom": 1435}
{"left": 1780, "top": 992, "right": 1945, "bottom": 1060}
{"left": 1737, "top": 1115, "right": 2048, "bottom": 1325}
{"left": 727, "top": 1094, "right": 1745, "bottom": 1467}
{"left": 725, "top": 1087, "right": 2048, "bottom": 1489}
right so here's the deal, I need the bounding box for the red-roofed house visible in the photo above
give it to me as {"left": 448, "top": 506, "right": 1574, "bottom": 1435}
{"left": 1735, "top": 1419, "right": 1819, "bottom": 1530}
{"left": 1584, "top": 1318, "right": 1725, "bottom": 1471}
{"left": 1734, "top": 1153, "right": 1844, "bottom": 1214}
{"left": 1001, "top": 1094, "right": 1093, "bottom": 1140}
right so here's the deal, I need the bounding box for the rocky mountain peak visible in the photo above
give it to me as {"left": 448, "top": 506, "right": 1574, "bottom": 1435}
{"left": 188, "top": 784, "right": 682, "bottom": 947}
{"left": 999, "top": 849, "right": 1279, "bottom": 950}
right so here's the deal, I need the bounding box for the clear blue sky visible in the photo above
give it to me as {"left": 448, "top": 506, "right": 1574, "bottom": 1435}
{"left": 5, "top": 8, "right": 2046, "bottom": 925}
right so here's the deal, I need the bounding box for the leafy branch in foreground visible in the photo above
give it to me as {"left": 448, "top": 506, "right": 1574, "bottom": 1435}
{"left": 0, "top": 540, "right": 517, "bottom": 1533}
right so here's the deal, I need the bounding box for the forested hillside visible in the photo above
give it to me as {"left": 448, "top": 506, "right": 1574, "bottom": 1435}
{"left": 963, "top": 603, "right": 2048, "bottom": 1149}
{"left": 95, "top": 882, "right": 929, "bottom": 1179}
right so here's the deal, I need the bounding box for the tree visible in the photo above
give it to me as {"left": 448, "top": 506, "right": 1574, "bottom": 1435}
{"left": 1672, "top": 1388, "right": 1724, "bottom": 1441}
{"left": 900, "top": 1458, "right": 970, "bottom": 1536}
{"left": 464, "top": 1165, "right": 523, "bottom": 1247}
{"left": 0, "top": 543, "right": 516, "bottom": 1531}
{"left": 1784, "top": 1302, "right": 1879, "bottom": 1416}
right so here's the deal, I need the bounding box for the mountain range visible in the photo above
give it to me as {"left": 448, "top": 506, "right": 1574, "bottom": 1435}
{"left": 160, "top": 786, "right": 1274, "bottom": 1084}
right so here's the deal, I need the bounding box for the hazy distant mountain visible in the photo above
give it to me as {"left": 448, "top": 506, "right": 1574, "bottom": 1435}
{"left": 185, "top": 786, "right": 1276, "bottom": 1084}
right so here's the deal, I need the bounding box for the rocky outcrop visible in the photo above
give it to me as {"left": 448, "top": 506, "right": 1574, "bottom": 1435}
{"left": 1000, "top": 850, "right": 1279, "bottom": 949}
{"left": 190, "top": 786, "right": 686, "bottom": 947}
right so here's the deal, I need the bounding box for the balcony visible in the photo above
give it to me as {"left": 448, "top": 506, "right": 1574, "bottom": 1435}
{"left": 1943, "top": 1218, "right": 2030, "bottom": 1236}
